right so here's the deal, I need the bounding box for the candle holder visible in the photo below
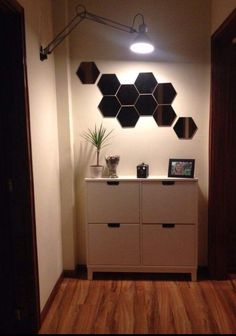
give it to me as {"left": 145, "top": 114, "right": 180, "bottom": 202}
{"left": 105, "top": 155, "right": 120, "bottom": 178}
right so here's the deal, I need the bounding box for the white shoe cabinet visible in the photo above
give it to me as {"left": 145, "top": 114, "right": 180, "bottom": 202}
{"left": 85, "top": 177, "right": 198, "bottom": 281}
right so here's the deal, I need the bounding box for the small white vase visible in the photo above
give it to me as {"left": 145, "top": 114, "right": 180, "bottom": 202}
{"left": 90, "top": 165, "right": 103, "bottom": 178}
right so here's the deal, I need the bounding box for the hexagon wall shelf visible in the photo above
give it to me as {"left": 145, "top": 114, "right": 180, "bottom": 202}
{"left": 117, "top": 106, "right": 139, "bottom": 128}
{"left": 135, "top": 95, "right": 157, "bottom": 116}
{"left": 153, "top": 105, "right": 177, "bottom": 126}
{"left": 134, "top": 72, "right": 158, "bottom": 93}
{"left": 98, "top": 96, "right": 121, "bottom": 117}
{"left": 76, "top": 62, "right": 100, "bottom": 84}
{"left": 174, "top": 117, "right": 198, "bottom": 139}
{"left": 77, "top": 64, "right": 198, "bottom": 134}
{"left": 97, "top": 74, "right": 120, "bottom": 95}
{"left": 153, "top": 83, "right": 177, "bottom": 104}
{"left": 117, "top": 85, "right": 139, "bottom": 105}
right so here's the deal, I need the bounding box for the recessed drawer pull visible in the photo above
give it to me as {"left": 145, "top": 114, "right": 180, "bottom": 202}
{"left": 107, "top": 223, "right": 120, "bottom": 228}
{"left": 162, "top": 223, "right": 175, "bottom": 228}
{"left": 107, "top": 181, "right": 119, "bottom": 186}
{"left": 162, "top": 181, "right": 175, "bottom": 186}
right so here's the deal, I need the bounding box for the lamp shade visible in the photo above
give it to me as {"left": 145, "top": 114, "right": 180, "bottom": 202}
{"left": 130, "top": 23, "right": 154, "bottom": 54}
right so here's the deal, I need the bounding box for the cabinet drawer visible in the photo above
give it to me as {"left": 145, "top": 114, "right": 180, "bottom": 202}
{"left": 87, "top": 181, "right": 139, "bottom": 223}
{"left": 143, "top": 224, "right": 196, "bottom": 266}
{"left": 88, "top": 224, "right": 140, "bottom": 265}
{"left": 142, "top": 181, "right": 197, "bottom": 223}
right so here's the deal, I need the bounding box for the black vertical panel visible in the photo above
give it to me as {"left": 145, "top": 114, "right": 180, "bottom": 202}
{"left": 0, "top": 0, "right": 40, "bottom": 333}
{"left": 208, "top": 9, "right": 236, "bottom": 279}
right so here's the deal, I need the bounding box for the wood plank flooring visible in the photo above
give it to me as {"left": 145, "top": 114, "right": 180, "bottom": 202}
{"left": 39, "top": 273, "right": 236, "bottom": 334}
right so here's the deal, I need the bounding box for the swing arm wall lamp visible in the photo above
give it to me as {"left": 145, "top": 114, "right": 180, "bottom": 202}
{"left": 40, "top": 4, "right": 154, "bottom": 61}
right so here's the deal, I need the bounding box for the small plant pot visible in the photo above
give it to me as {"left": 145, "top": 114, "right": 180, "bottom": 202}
{"left": 90, "top": 165, "right": 103, "bottom": 178}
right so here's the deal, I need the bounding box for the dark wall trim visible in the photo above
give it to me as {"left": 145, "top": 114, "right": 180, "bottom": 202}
{"left": 212, "top": 8, "right": 236, "bottom": 44}
{"left": 0, "top": 0, "right": 40, "bottom": 332}
{"left": 40, "top": 273, "right": 64, "bottom": 325}
{"left": 208, "top": 8, "right": 236, "bottom": 279}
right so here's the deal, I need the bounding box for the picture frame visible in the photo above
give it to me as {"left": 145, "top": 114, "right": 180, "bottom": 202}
{"left": 168, "top": 159, "right": 195, "bottom": 178}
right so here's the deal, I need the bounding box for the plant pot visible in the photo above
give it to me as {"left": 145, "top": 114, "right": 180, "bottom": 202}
{"left": 90, "top": 165, "right": 103, "bottom": 178}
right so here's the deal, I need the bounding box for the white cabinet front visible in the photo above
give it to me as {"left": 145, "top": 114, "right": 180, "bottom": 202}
{"left": 142, "top": 224, "right": 196, "bottom": 266}
{"left": 86, "top": 178, "right": 198, "bottom": 280}
{"left": 88, "top": 224, "right": 140, "bottom": 265}
{"left": 142, "top": 181, "right": 197, "bottom": 223}
{"left": 87, "top": 181, "right": 139, "bottom": 223}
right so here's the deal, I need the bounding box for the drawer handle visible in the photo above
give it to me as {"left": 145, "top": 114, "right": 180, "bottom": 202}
{"left": 107, "top": 223, "right": 120, "bottom": 228}
{"left": 162, "top": 224, "right": 175, "bottom": 228}
{"left": 162, "top": 181, "right": 175, "bottom": 186}
{"left": 107, "top": 181, "right": 119, "bottom": 186}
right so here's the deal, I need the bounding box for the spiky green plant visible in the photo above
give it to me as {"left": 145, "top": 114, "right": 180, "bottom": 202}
{"left": 81, "top": 124, "right": 113, "bottom": 166}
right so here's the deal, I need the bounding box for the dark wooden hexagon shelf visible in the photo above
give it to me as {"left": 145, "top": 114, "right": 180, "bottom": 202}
{"left": 173, "top": 117, "right": 198, "bottom": 139}
{"left": 116, "top": 85, "right": 139, "bottom": 105}
{"left": 134, "top": 72, "right": 158, "bottom": 93}
{"left": 153, "top": 105, "right": 177, "bottom": 126}
{"left": 135, "top": 95, "right": 157, "bottom": 116}
{"left": 76, "top": 62, "right": 100, "bottom": 84}
{"left": 97, "top": 74, "right": 120, "bottom": 95}
{"left": 117, "top": 106, "right": 139, "bottom": 128}
{"left": 153, "top": 83, "right": 177, "bottom": 105}
{"left": 98, "top": 96, "right": 121, "bottom": 117}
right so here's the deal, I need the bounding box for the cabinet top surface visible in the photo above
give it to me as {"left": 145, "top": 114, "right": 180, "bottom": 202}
{"left": 85, "top": 175, "right": 198, "bottom": 182}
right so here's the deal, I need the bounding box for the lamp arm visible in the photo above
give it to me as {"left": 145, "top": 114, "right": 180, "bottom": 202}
{"left": 83, "top": 11, "right": 137, "bottom": 34}
{"left": 40, "top": 10, "right": 85, "bottom": 60}
{"left": 40, "top": 6, "right": 138, "bottom": 61}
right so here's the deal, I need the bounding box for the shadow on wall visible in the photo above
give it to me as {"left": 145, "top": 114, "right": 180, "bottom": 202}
{"left": 74, "top": 142, "right": 93, "bottom": 263}
{"left": 76, "top": 141, "right": 94, "bottom": 178}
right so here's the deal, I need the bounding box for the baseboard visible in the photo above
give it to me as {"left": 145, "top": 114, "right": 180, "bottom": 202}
{"left": 197, "top": 265, "right": 209, "bottom": 278}
{"left": 63, "top": 269, "right": 77, "bottom": 278}
{"left": 76, "top": 264, "right": 87, "bottom": 273}
{"left": 40, "top": 272, "right": 64, "bottom": 324}
{"left": 63, "top": 265, "right": 87, "bottom": 278}
{"left": 76, "top": 265, "right": 209, "bottom": 280}
{"left": 40, "top": 267, "right": 81, "bottom": 325}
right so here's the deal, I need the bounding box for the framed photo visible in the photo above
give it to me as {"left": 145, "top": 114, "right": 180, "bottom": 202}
{"left": 168, "top": 159, "right": 195, "bottom": 178}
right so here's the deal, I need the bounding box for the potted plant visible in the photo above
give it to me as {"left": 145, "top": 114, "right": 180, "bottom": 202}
{"left": 81, "top": 123, "right": 113, "bottom": 178}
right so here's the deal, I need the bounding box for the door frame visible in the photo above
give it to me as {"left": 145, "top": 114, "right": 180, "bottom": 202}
{"left": 208, "top": 9, "right": 236, "bottom": 279}
{"left": 0, "top": 0, "right": 40, "bottom": 332}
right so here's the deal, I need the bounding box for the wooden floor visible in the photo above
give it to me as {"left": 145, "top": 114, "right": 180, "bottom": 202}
{"left": 39, "top": 272, "right": 236, "bottom": 334}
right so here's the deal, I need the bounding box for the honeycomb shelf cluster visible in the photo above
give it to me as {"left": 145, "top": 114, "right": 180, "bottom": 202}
{"left": 76, "top": 62, "right": 197, "bottom": 138}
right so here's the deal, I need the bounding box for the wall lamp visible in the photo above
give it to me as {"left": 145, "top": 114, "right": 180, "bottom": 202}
{"left": 40, "top": 4, "right": 154, "bottom": 61}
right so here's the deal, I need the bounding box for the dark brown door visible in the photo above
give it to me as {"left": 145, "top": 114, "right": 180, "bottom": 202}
{"left": 0, "top": 0, "right": 40, "bottom": 333}
{"left": 209, "top": 9, "right": 236, "bottom": 279}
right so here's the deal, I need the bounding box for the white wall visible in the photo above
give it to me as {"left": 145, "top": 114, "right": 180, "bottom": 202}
{"left": 211, "top": 0, "right": 236, "bottom": 33}
{"left": 17, "top": 0, "right": 231, "bottom": 312}
{"left": 52, "top": 0, "right": 76, "bottom": 271}
{"left": 16, "top": 0, "right": 235, "bottom": 299}
{"left": 18, "top": 0, "right": 63, "bottom": 311}
{"left": 67, "top": 0, "right": 211, "bottom": 266}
